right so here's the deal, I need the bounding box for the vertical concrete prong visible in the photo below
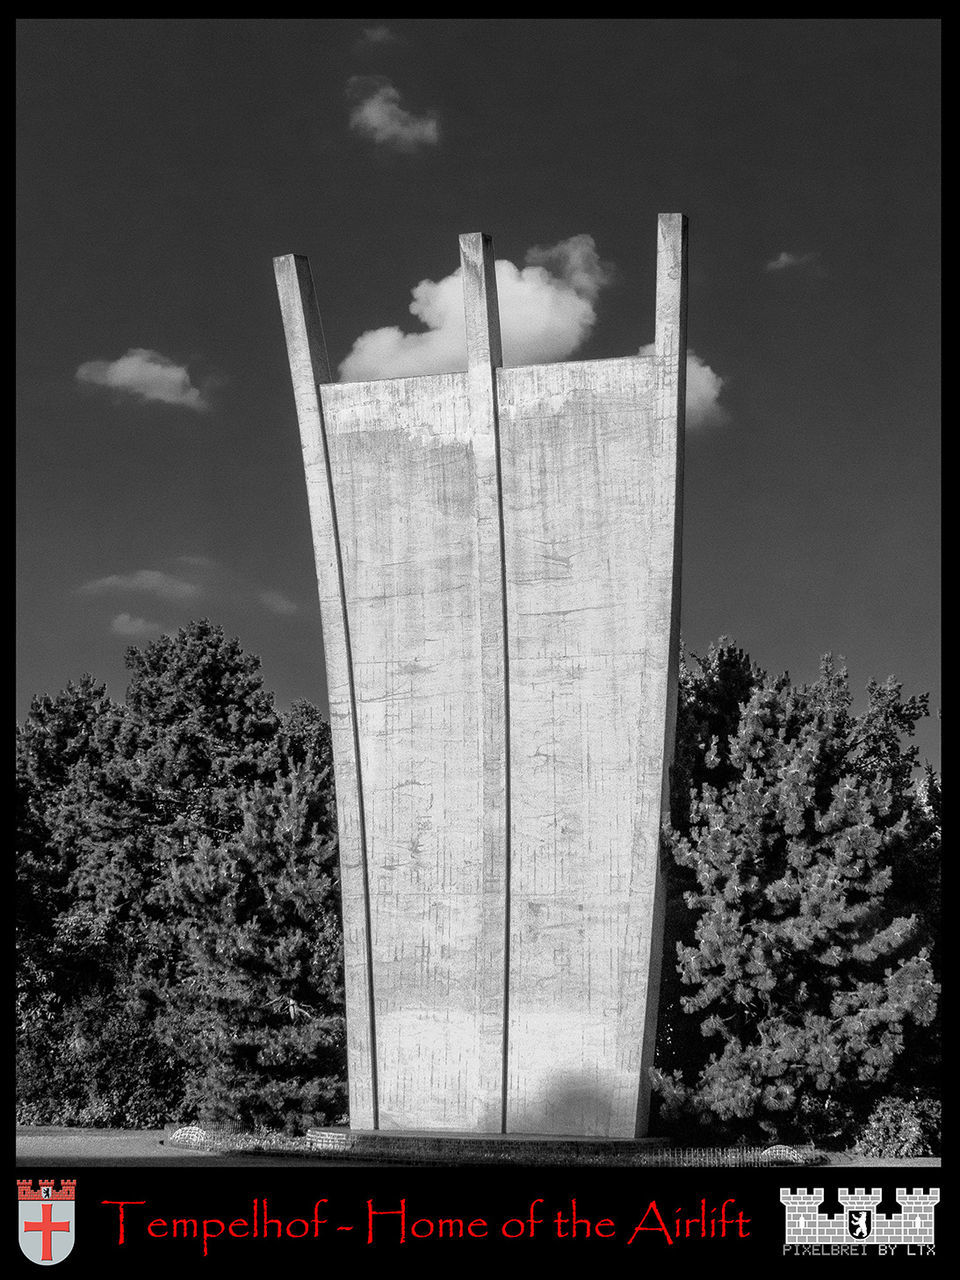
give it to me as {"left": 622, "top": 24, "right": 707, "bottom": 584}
{"left": 273, "top": 254, "right": 333, "bottom": 386}
{"left": 653, "top": 211, "right": 688, "bottom": 817}
{"left": 273, "top": 254, "right": 378, "bottom": 1130}
{"left": 459, "top": 230, "right": 511, "bottom": 1132}
{"left": 655, "top": 212, "right": 688, "bottom": 381}
{"left": 629, "top": 214, "right": 688, "bottom": 1136}
{"left": 460, "top": 233, "right": 503, "bottom": 371}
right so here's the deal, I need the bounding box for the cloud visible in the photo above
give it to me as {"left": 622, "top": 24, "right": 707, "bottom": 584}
{"left": 347, "top": 78, "right": 439, "bottom": 152}
{"left": 524, "top": 235, "right": 612, "bottom": 303}
{"left": 79, "top": 569, "right": 201, "bottom": 602}
{"left": 339, "top": 234, "right": 612, "bottom": 380}
{"left": 358, "top": 25, "right": 396, "bottom": 46}
{"left": 638, "top": 345, "right": 728, "bottom": 430}
{"left": 111, "top": 612, "right": 162, "bottom": 638}
{"left": 259, "top": 590, "right": 298, "bottom": 616}
{"left": 175, "top": 555, "right": 216, "bottom": 569}
{"left": 765, "top": 251, "right": 820, "bottom": 273}
{"left": 80, "top": 560, "right": 300, "bottom": 623}
{"left": 682, "top": 350, "right": 729, "bottom": 429}
{"left": 76, "top": 348, "right": 211, "bottom": 411}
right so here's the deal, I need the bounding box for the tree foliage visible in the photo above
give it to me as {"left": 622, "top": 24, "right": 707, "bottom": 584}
{"left": 653, "top": 643, "right": 939, "bottom": 1143}
{"left": 162, "top": 776, "right": 344, "bottom": 1131}
{"left": 16, "top": 621, "right": 345, "bottom": 1130}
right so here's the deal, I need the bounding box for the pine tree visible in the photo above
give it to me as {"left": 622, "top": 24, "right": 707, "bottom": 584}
{"left": 164, "top": 766, "right": 346, "bottom": 1132}
{"left": 117, "top": 618, "right": 281, "bottom": 840}
{"left": 654, "top": 653, "right": 939, "bottom": 1142}
{"left": 656, "top": 642, "right": 766, "bottom": 1082}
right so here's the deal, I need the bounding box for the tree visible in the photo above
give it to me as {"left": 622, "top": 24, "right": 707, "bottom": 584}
{"left": 655, "top": 642, "right": 767, "bottom": 1083}
{"left": 16, "top": 624, "right": 346, "bottom": 1131}
{"left": 653, "top": 648, "right": 939, "bottom": 1142}
{"left": 161, "top": 767, "right": 346, "bottom": 1132}
{"left": 16, "top": 677, "right": 182, "bottom": 1125}
{"left": 116, "top": 618, "right": 281, "bottom": 839}
{"left": 16, "top": 675, "right": 124, "bottom": 932}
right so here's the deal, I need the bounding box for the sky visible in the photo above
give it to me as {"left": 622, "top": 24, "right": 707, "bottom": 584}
{"left": 17, "top": 19, "right": 940, "bottom": 765}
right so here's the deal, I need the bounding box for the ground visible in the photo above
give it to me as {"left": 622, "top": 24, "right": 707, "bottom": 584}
{"left": 15, "top": 1127, "right": 941, "bottom": 1168}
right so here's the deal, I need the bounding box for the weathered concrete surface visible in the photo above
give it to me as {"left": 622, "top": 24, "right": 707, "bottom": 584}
{"left": 275, "top": 215, "right": 686, "bottom": 1138}
{"left": 314, "top": 370, "right": 506, "bottom": 1133}
{"left": 499, "top": 356, "right": 676, "bottom": 1136}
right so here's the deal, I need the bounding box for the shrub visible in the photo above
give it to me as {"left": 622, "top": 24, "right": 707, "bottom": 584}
{"left": 853, "top": 1092, "right": 941, "bottom": 1158}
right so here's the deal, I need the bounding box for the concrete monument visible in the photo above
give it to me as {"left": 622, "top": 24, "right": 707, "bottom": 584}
{"left": 274, "top": 213, "right": 686, "bottom": 1139}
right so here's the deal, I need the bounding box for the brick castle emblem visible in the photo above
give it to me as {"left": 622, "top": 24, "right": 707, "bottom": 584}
{"left": 781, "top": 1187, "right": 938, "bottom": 1252}
{"left": 18, "top": 1179, "right": 77, "bottom": 1266}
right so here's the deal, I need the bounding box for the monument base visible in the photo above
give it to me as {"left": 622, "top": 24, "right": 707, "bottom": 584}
{"left": 305, "top": 1128, "right": 670, "bottom": 1166}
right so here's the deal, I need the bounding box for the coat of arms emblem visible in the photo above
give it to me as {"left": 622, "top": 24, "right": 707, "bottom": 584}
{"left": 18, "top": 1179, "right": 76, "bottom": 1265}
{"left": 847, "top": 1209, "right": 873, "bottom": 1241}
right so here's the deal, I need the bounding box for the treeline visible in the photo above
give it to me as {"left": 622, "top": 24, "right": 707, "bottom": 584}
{"left": 16, "top": 624, "right": 940, "bottom": 1152}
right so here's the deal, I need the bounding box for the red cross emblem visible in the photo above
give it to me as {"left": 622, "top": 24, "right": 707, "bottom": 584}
{"left": 18, "top": 1179, "right": 76, "bottom": 1265}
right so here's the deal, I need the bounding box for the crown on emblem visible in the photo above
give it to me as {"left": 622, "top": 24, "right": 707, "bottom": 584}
{"left": 18, "top": 1178, "right": 77, "bottom": 1202}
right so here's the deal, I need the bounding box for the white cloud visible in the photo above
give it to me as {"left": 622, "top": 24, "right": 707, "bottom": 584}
{"left": 347, "top": 78, "right": 439, "bottom": 152}
{"left": 111, "top": 612, "right": 162, "bottom": 638}
{"left": 79, "top": 569, "right": 201, "bottom": 602}
{"left": 524, "top": 235, "right": 611, "bottom": 303}
{"left": 80, "top": 561, "right": 302, "bottom": 623}
{"left": 638, "top": 345, "right": 728, "bottom": 430}
{"left": 765, "top": 251, "right": 819, "bottom": 273}
{"left": 340, "top": 234, "right": 612, "bottom": 381}
{"left": 358, "top": 25, "right": 396, "bottom": 46}
{"left": 259, "top": 590, "right": 298, "bottom": 616}
{"left": 683, "top": 350, "right": 728, "bottom": 429}
{"left": 76, "top": 348, "right": 210, "bottom": 411}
